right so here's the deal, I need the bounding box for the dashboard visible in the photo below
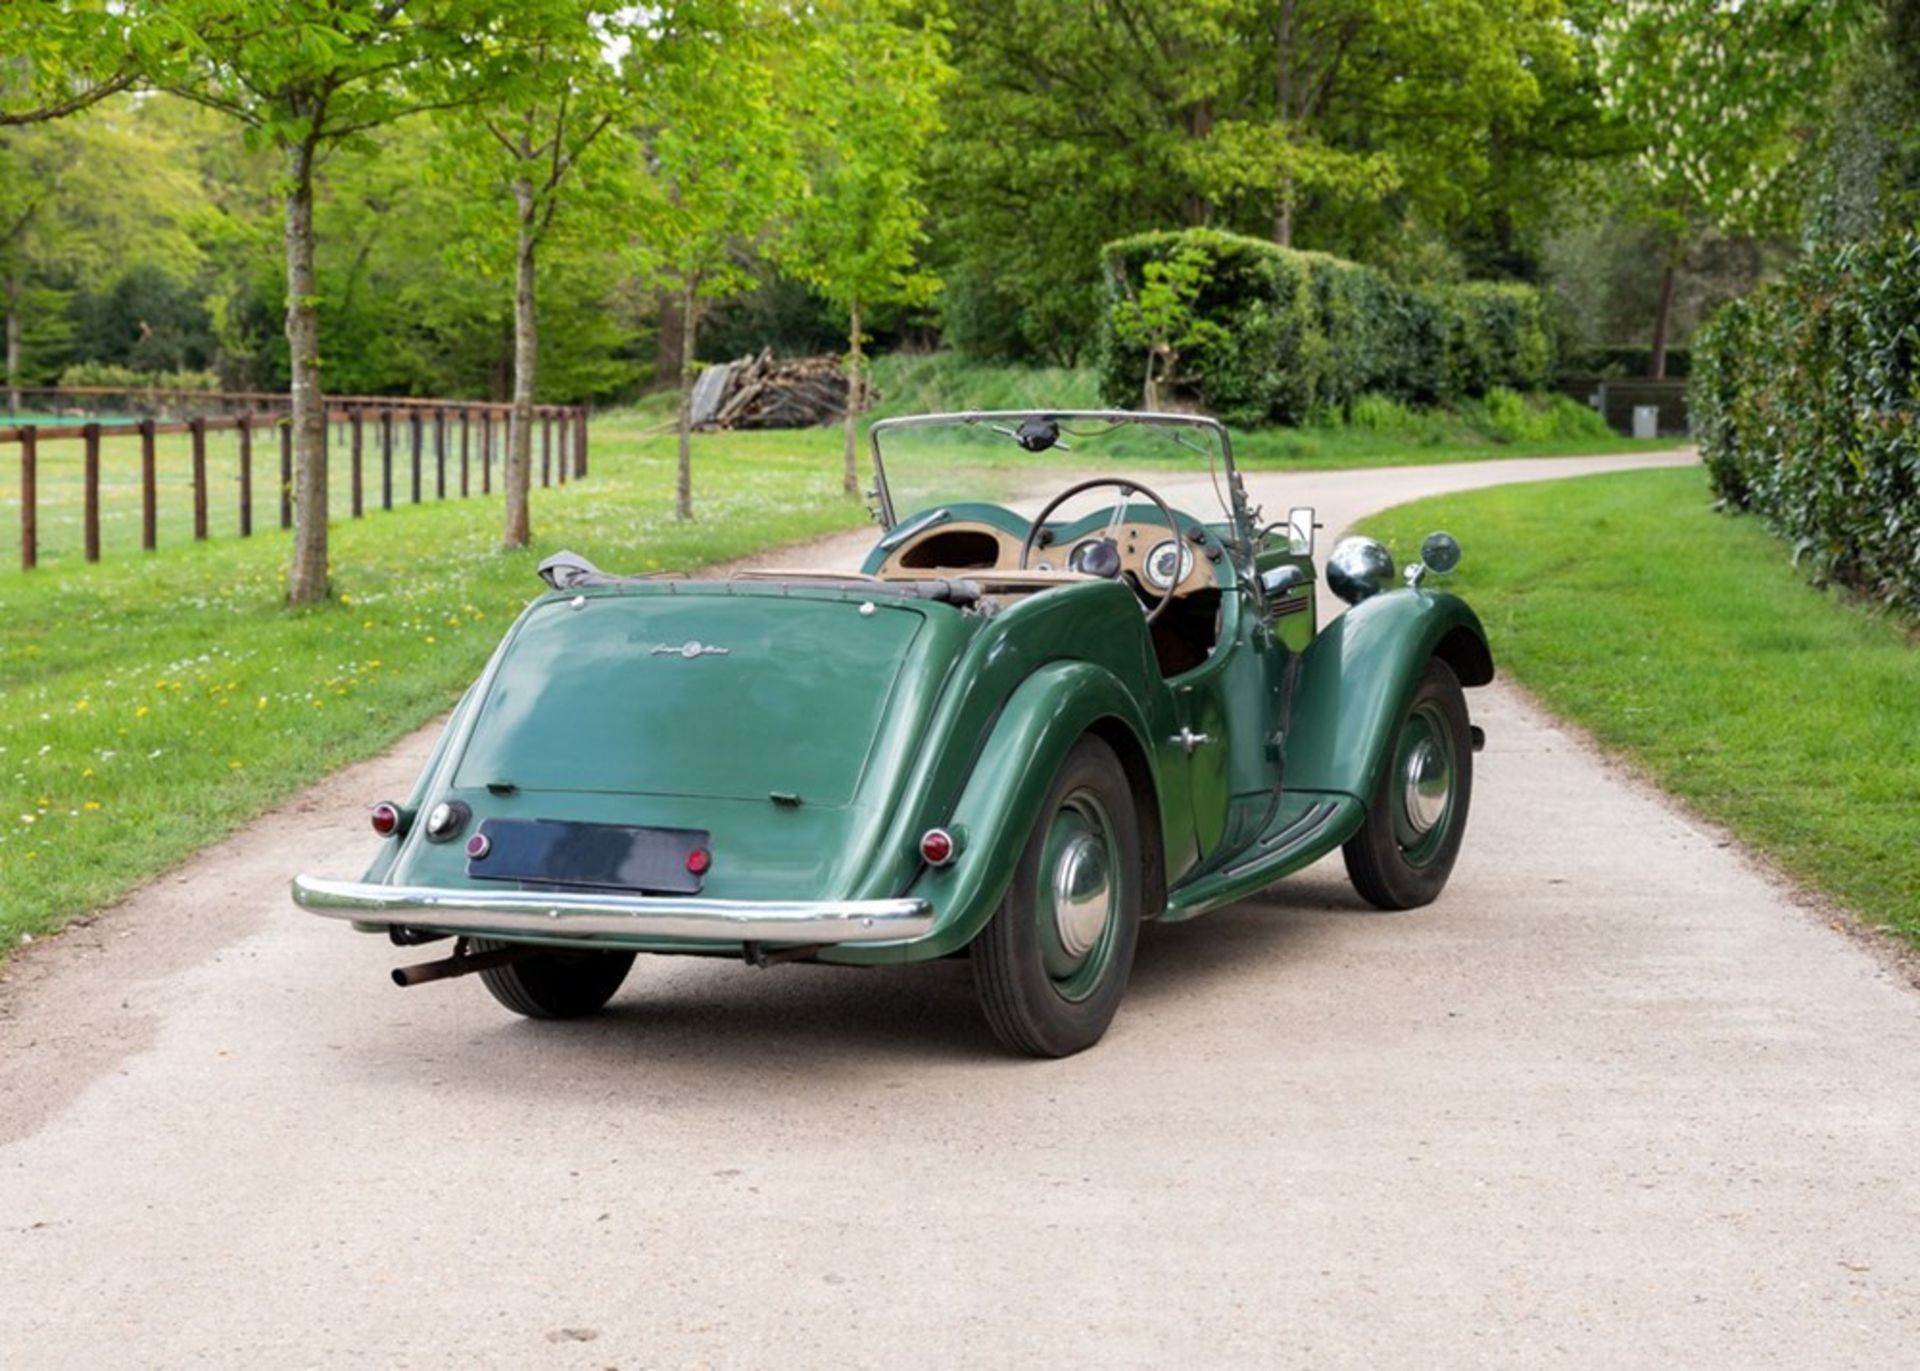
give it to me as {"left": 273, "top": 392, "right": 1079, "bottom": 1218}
{"left": 871, "top": 509, "right": 1223, "bottom": 601}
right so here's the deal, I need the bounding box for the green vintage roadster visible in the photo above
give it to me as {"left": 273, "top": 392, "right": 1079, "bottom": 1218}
{"left": 292, "top": 410, "right": 1491, "bottom": 1056}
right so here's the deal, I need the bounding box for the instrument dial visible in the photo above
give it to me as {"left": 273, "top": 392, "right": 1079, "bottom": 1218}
{"left": 1143, "top": 539, "right": 1194, "bottom": 591}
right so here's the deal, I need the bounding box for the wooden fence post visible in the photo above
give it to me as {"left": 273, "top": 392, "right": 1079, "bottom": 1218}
{"left": 540, "top": 411, "right": 552, "bottom": 488}
{"left": 575, "top": 407, "right": 587, "bottom": 478}
{"left": 238, "top": 415, "right": 253, "bottom": 537}
{"left": 481, "top": 412, "right": 492, "bottom": 495}
{"left": 410, "top": 410, "right": 423, "bottom": 504}
{"left": 278, "top": 420, "right": 293, "bottom": 530}
{"left": 381, "top": 409, "right": 394, "bottom": 511}
{"left": 19, "top": 425, "right": 36, "bottom": 571}
{"left": 140, "top": 419, "right": 158, "bottom": 551}
{"left": 350, "top": 409, "right": 364, "bottom": 518}
{"left": 459, "top": 408, "right": 470, "bottom": 497}
{"left": 190, "top": 416, "right": 208, "bottom": 541}
{"left": 83, "top": 422, "right": 101, "bottom": 562}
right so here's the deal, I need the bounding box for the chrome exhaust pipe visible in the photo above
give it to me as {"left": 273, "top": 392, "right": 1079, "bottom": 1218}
{"left": 391, "top": 944, "right": 532, "bottom": 988}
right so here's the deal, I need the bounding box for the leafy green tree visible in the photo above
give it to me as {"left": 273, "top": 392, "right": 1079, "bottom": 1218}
{"left": 437, "top": 0, "right": 634, "bottom": 547}
{"left": 628, "top": 0, "right": 802, "bottom": 521}
{"left": 1107, "top": 240, "right": 1227, "bottom": 409}
{"left": 1, "top": 101, "right": 211, "bottom": 406}
{"left": 0, "top": 1, "right": 151, "bottom": 126}
{"left": 140, "top": 0, "right": 492, "bottom": 603}
{"left": 782, "top": 0, "right": 951, "bottom": 495}
{"left": 932, "top": 0, "right": 1586, "bottom": 362}
{"left": 1596, "top": 0, "right": 1873, "bottom": 375}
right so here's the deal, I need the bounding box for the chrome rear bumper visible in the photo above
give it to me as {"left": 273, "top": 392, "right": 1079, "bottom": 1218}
{"left": 290, "top": 874, "right": 933, "bottom": 945}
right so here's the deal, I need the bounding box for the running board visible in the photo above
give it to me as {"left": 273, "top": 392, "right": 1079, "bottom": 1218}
{"left": 1159, "top": 793, "right": 1364, "bottom": 923}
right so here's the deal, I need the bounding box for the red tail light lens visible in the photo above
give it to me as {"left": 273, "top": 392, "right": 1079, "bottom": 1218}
{"left": 919, "top": 828, "right": 955, "bottom": 866}
{"left": 685, "top": 846, "right": 712, "bottom": 875}
{"left": 370, "top": 802, "right": 402, "bottom": 838}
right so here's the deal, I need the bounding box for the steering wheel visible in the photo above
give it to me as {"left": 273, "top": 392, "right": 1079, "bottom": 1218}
{"left": 1018, "top": 477, "right": 1185, "bottom": 623}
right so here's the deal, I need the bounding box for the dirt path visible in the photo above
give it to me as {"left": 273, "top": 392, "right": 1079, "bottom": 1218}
{"left": 6, "top": 448, "right": 1917, "bottom": 1368}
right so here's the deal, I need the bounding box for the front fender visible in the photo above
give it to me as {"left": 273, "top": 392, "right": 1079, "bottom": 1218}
{"left": 838, "top": 660, "right": 1159, "bottom": 963}
{"left": 1282, "top": 589, "right": 1493, "bottom": 803}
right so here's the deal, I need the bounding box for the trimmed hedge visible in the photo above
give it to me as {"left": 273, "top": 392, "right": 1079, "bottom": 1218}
{"left": 1691, "top": 230, "right": 1920, "bottom": 616}
{"left": 1563, "top": 346, "right": 1691, "bottom": 380}
{"left": 1098, "top": 228, "right": 1553, "bottom": 425}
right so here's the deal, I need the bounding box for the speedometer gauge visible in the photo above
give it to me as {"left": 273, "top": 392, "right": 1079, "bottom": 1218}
{"left": 1143, "top": 539, "right": 1194, "bottom": 591}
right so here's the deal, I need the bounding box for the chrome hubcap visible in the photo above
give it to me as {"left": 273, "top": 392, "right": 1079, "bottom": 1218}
{"left": 1052, "top": 830, "right": 1112, "bottom": 958}
{"left": 1037, "top": 791, "right": 1119, "bottom": 998}
{"left": 1401, "top": 736, "right": 1452, "bottom": 836}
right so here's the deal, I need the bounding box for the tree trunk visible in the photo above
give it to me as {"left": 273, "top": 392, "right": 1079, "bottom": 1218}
{"left": 1649, "top": 256, "right": 1678, "bottom": 380}
{"left": 4, "top": 270, "right": 19, "bottom": 416}
{"left": 675, "top": 286, "right": 696, "bottom": 521}
{"left": 284, "top": 137, "right": 329, "bottom": 605}
{"left": 503, "top": 177, "right": 538, "bottom": 548}
{"left": 842, "top": 296, "right": 861, "bottom": 497}
{"left": 654, "top": 286, "right": 685, "bottom": 390}
{"left": 1273, "top": 0, "right": 1295, "bottom": 247}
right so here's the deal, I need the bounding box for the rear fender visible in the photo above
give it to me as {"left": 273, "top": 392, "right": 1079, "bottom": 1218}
{"left": 1282, "top": 589, "right": 1493, "bottom": 803}
{"left": 838, "top": 660, "right": 1162, "bottom": 962}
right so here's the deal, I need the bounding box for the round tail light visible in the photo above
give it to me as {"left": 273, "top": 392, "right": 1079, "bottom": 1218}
{"left": 919, "top": 828, "right": 956, "bottom": 866}
{"left": 685, "top": 846, "right": 712, "bottom": 875}
{"left": 370, "top": 802, "right": 402, "bottom": 838}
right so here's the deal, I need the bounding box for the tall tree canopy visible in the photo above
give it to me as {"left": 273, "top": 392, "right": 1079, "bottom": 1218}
{"left": 437, "top": 0, "right": 635, "bottom": 547}
{"left": 782, "top": 0, "right": 951, "bottom": 495}
{"left": 931, "top": 0, "right": 1596, "bottom": 362}
{"left": 1595, "top": 0, "right": 1873, "bottom": 373}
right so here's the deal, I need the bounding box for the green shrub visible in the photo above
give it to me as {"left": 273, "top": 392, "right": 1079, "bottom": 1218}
{"left": 1691, "top": 230, "right": 1920, "bottom": 615}
{"left": 1562, "top": 345, "right": 1692, "bottom": 379}
{"left": 1460, "top": 388, "right": 1615, "bottom": 445}
{"left": 1099, "top": 229, "right": 1553, "bottom": 423}
{"left": 55, "top": 362, "right": 220, "bottom": 391}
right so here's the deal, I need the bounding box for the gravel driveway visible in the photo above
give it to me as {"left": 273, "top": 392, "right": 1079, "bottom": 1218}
{"left": 4, "top": 448, "right": 1916, "bottom": 1368}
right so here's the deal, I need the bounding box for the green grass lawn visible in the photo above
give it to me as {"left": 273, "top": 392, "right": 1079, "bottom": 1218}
{"left": 0, "top": 360, "right": 1666, "bottom": 951}
{"left": 1364, "top": 466, "right": 1920, "bottom": 946}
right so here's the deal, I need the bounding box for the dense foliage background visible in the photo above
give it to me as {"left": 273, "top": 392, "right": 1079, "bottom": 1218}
{"left": 1692, "top": 232, "right": 1920, "bottom": 615}
{"left": 3, "top": 0, "right": 1909, "bottom": 410}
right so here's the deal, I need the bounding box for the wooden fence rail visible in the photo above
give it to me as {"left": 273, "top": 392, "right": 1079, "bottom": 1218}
{"left": 3, "top": 398, "right": 591, "bottom": 572}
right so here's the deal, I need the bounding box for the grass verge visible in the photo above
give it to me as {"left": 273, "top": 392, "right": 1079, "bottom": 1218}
{"left": 1363, "top": 466, "right": 1920, "bottom": 945}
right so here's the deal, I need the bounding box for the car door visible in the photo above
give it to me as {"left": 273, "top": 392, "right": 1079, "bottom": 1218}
{"left": 1170, "top": 577, "right": 1285, "bottom": 865}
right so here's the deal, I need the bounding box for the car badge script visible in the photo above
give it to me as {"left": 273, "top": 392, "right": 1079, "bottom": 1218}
{"left": 651, "top": 641, "right": 732, "bottom": 659}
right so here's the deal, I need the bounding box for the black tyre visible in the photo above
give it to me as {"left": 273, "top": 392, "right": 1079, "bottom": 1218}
{"left": 469, "top": 938, "right": 635, "bottom": 1020}
{"left": 1342, "top": 657, "right": 1474, "bottom": 911}
{"left": 972, "top": 735, "right": 1142, "bottom": 1057}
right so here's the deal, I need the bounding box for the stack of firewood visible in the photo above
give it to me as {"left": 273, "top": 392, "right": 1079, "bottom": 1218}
{"left": 689, "top": 350, "right": 855, "bottom": 430}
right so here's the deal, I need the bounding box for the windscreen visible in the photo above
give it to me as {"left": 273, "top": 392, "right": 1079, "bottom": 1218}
{"left": 871, "top": 412, "right": 1243, "bottom": 534}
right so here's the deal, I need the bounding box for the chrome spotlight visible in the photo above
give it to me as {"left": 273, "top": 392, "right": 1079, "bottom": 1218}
{"left": 1326, "top": 536, "right": 1396, "bottom": 605}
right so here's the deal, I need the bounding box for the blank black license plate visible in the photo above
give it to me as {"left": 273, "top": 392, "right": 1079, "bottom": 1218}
{"left": 468, "top": 819, "right": 709, "bottom": 894}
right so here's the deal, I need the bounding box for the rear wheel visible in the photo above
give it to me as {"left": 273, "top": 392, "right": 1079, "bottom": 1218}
{"left": 469, "top": 938, "right": 635, "bottom": 1019}
{"left": 972, "top": 735, "right": 1141, "bottom": 1057}
{"left": 1342, "top": 657, "right": 1473, "bottom": 910}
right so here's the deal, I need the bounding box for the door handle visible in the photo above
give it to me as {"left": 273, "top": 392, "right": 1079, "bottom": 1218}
{"left": 1171, "top": 727, "right": 1211, "bottom": 754}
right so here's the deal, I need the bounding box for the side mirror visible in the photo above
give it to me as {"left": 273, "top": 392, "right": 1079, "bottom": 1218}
{"left": 1261, "top": 563, "right": 1311, "bottom": 598}
{"left": 1404, "top": 531, "right": 1463, "bottom": 588}
{"left": 1287, "top": 506, "right": 1319, "bottom": 557}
